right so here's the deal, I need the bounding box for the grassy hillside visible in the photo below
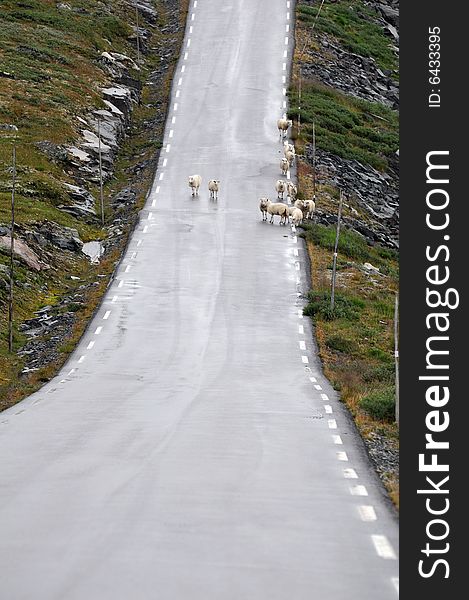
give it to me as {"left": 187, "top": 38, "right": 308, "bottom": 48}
{"left": 292, "top": 0, "right": 399, "bottom": 505}
{"left": 0, "top": 0, "right": 186, "bottom": 408}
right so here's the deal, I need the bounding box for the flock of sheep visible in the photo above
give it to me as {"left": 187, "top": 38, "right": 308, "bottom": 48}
{"left": 187, "top": 117, "right": 315, "bottom": 228}
{"left": 259, "top": 118, "right": 316, "bottom": 227}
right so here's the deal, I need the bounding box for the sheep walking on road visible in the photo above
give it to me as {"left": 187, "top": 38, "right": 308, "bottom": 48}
{"left": 277, "top": 118, "right": 292, "bottom": 140}
{"left": 289, "top": 206, "right": 303, "bottom": 226}
{"left": 287, "top": 181, "right": 298, "bottom": 201}
{"left": 188, "top": 174, "right": 201, "bottom": 196}
{"left": 266, "top": 200, "right": 288, "bottom": 225}
{"left": 259, "top": 197, "right": 269, "bottom": 221}
{"left": 285, "top": 149, "right": 295, "bottom": 167}
{"left": 208, "top": 179, "right": 219, "bottom": 200}
{"left": 303, "top": 199, "right": 316, "bottom": 220}
{"left": 275, "top": 179, "right": 287, "bottom": 200}
{"left": 284, "top": 141, "right": 295, "bottom": 156}
{"left": 280, "top": 157, "right": 289, "bottom": 176}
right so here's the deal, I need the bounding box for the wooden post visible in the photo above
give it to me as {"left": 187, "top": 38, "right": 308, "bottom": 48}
{"left": 135, "top": 2, "right": 140, "bottom": 64}
{"left": 330, "top": 191, "right": 343, "bottom": 312}
{"left": 312, "top": 121, "right": 316, "bottom": 201}
{"left": 394, "top": 293, "right": 400, "bottom": 423}
{"left": 8, "top": 145, "right": 16, "bottom": 353}
{"left": 298, "top": 67, "right": 302, "bottom": 136}
{"left": 97, "top": 117, "right": 105, "bottom": 226}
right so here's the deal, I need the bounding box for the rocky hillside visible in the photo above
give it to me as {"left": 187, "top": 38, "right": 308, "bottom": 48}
{"left": 291, "top": 0, "right": 400, "bottom": 505}
{"left": 292, "top": 0, "right": 399, "bottom": 248}
{"left": 0, "top": 0, "right": 187, "bottom": 409}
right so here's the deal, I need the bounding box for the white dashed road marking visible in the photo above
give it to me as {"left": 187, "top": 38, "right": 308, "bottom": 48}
{"left": 299, "top": 341, "right": 306, "bottom": 350}
{"left": 95, "top": 327, "right": 102, "bottom": 335}
{"left": 103, "top": 311, "right": 111, "bottom": 320}
{"left": 87, "top": 341, "right": 95, "bottom": 350}
{"left": 371, "top": 535, "right": 397, "bottom": 560}
{"left": 169, "top": 130, "right": 174, "bottom": 138}
{"left": 350, "top": 485, "right": 368, "bottom": 496}
{"left": 358, "top": 505, "right": 377, "bottom": 522}
{"left": 332, "top": 435, "right": 343, "bottom": 445}
{"left": 298, "top": 325, "right": 304, "bottom": 334}
{"left": 337, "top": 452, "right": 348, "bottom": 461}
{"left": 301, "top": 355, "right": 309, "bottom": 364}
{"left": 78, "top": 355, "right": 85, "bottom": 364}
{"left": 159, "top": 172, "right": 165, "bottom": 180}
{"left": 328, "top": 419, "right": 337, "bottom": 429}
{"left": 343, "top": 468, "right": 358, "bottom": 479}
{"left": 324, "top": 405, "right": 332, "bottom": 414}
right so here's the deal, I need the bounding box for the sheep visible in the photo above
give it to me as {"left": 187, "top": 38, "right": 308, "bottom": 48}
{"left": 188, "top": 174, "right": 201, "bottom": 196}
{"left": 287, "top": 181, "right": 298, "bottom": 200}
{"left": 275, "top": 179, "right": 287, "bottom": 199}
{"left": 285, "top": 150, "right": 295, "bottom": 167}
{"left": 289, "top": 207, "right": 303, "bottom": 226}
{"left": 280, "top": 157, "right": 289, "bottom": 176}
{"left": 266, "top": 200, "right": 288, "bottom": 225}
{"left": 277, "top": 118, "right": 292, "bottom": 140}
{"left": 259, "top": 197, "right": 269, "bottom": 221}
{"left": 303, "top": 199, "right": 316, "bottom": 220}
{"left": 208, "top": 179, "right": 219, "bottom": 200}
{"left": 284, "top": 141, "right": 295, "bottom": 156}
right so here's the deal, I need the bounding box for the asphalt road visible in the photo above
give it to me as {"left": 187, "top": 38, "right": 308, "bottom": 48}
{"left": 0, "top": 1, "right": 399, "bottom": 598}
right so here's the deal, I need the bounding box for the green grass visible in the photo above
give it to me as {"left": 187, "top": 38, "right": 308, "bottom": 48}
{"left": 289, "top": 82, "right": 398, "bottom": 170}
{"left": 360, "top": 386, "right": 396, "bottom": 422}
{"left": 298, "top": 0, "right": 398, "bottom": 73}
{"left": 301, "top": 222, "right": 398, "bottom": 276}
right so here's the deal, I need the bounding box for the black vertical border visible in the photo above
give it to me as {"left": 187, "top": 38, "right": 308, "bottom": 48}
{"left": 400, "top": 2, "right": 466, "bottom": 597}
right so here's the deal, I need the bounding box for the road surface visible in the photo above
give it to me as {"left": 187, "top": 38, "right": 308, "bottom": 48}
{"left": 0, "top": 0, "right": 399, "bottom": 597}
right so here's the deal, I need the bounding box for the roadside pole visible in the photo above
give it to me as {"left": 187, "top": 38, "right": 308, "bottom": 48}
{"left": 135, "top": 2, "right": 140, "bottom": 64}
{"left": 298, "top": 67, "right": 302, "bottom": 136}
{"left": 97, "top": 117, "right": 105, "bottom": 226}
{"left": 312, "top": 121, "right": 316, "bottom": 204}
{"left": 395, "top": 293, "right": 400, "bottom": 423}
{"left": 330, "top": 190, "right": 343, "bottom": 312}
{"left": 8, "top": 145, "right": 16, "bottom": 353}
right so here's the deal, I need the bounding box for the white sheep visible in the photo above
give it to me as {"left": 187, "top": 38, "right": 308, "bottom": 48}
{"left": 289, "top": 207, "right": 303, "bottom": 226}
{"left": 285, "top": 149, "right": 295, "bottom": 167}
{"left": 266, "top": 200, "right": 288, "bottom": 225}
{"left": 188, "top": 174, "right": 201, "bottom": 196}
{"left": 259, "top": 197, "right": 269, "bottom": 221}
{"left": 275, "top": 179, "right": 287, "bottom": 199}
{"left": 303, "top": 199, "right": 316, "bottom": 219}
{"left": 284, "top": 141, "right": 295, "bottom": 156}
{"left": 277, "top": 118, "right": 292, "bottom": 140}
{"left": 208, "top": 179, "right": 219, "bottom": 200}
{"left": 280, "top": 157, "right": 289, "bottom": 176}
{"left": 287, "top": 181, "right": 298, "bottom": 200}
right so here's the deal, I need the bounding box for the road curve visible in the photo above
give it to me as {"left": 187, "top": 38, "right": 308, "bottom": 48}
{"left": 0, "top": 1, "right": 398, "bottom": 598}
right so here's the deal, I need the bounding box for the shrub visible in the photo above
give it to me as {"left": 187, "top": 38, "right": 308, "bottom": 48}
{"left": 360, "top": 386, "right": 396, "bottom": 422}
{"left": 303, "top": 290, "right": 364, "bottom": 321}
{"left": 326, "top": 334, "right": 357, "bottom": 354}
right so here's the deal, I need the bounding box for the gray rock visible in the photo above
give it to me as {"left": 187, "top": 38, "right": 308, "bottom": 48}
{"left": 37, "top": 222, "right": 83, "bottom": 252}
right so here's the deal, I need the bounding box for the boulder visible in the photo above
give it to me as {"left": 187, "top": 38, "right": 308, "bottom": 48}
{"left": 0, "top": 236, "right": 46, "bottom": 271}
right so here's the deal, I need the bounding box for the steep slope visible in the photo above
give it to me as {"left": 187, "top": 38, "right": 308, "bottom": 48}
{"left": 0, "top": 0, "right": 187, "bottom": 409}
